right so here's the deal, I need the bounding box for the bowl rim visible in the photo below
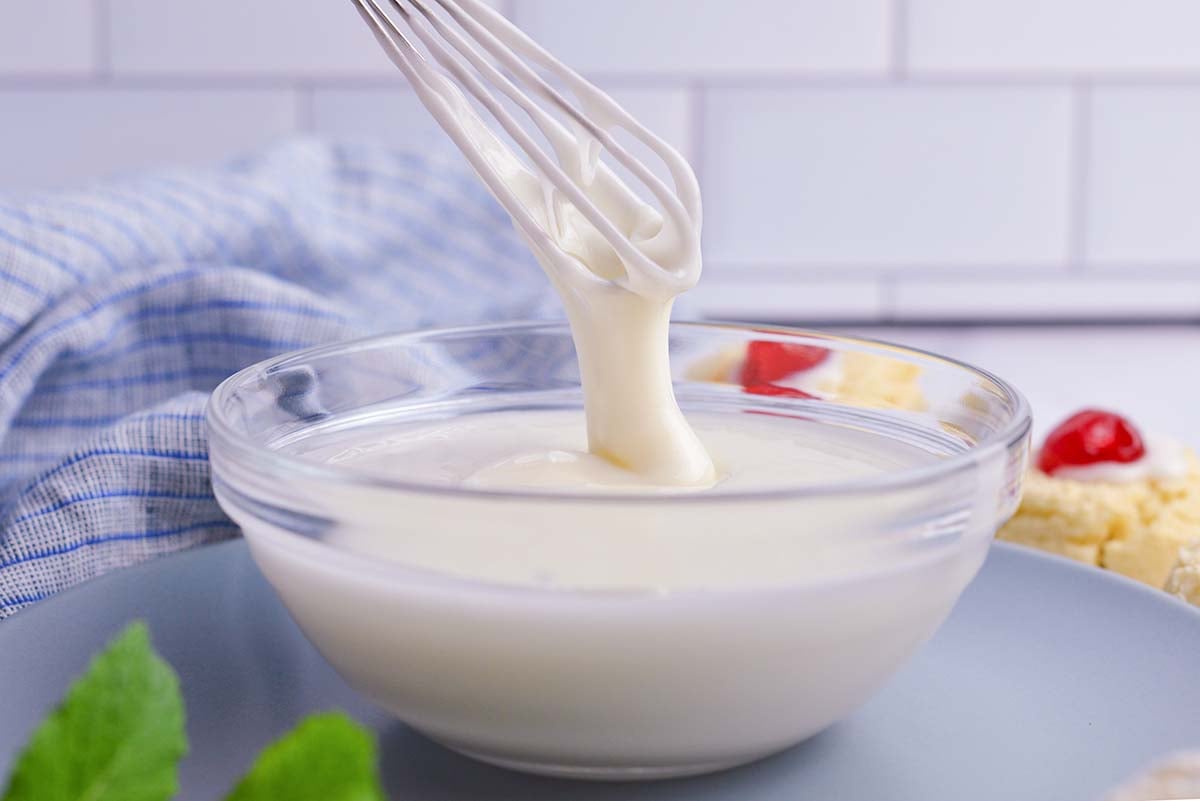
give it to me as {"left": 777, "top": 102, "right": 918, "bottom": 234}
{"left": 204, "top": 320, "right": 1032, "bottom": 505}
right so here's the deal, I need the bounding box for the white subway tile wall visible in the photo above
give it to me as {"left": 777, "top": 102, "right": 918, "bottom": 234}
{"left": 107, "top": 0, "right": 395, "bottom": 76}
{"left": 702, "top": 87, "right": 1071, "bottom": 266}
{"left": 0, "top": 0, "right": 95, "bottom": 76}
{"left": 1087, "top": 88, "right": 1200, "bottom": 264}
{"left": 310, "top": 86, "right": 693, "bottom": 181}
{"left": 1, "top": 0, "right": 1199, "bottom": 322}
{"left": 893, "top": 279, "right": 1200, "bottom": 320}
{"left": 684, "top": 280, "right": 885, "bottom": 322}
{"left": 0, "top": 90, "right": 299, "bottom": 190}
{"left": 511, "top": 0, "right": 892, "bottom": 76}
{"left": 906, "top": 0, "right": 1200, "bottom": 74}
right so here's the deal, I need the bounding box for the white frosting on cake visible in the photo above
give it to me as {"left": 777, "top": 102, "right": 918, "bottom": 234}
{"left": 1049, "top": 431, "right": 1189, "bottom": 484}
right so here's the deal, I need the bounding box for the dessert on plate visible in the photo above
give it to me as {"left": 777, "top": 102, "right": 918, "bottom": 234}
{"left": 1107, "top": 750, "right": 1200, "bottom": 801}
{"left": 996, "top": 409, "right": 1200, "bottom": 588}
{"left": 685, "top": 340, "right": 925, "bottom": 411}
{"left": 1166, "top": 538, "right": 1200, "bottom": 606}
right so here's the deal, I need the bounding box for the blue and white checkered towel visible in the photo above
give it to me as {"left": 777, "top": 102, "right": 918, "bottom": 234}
{"left": 0, "top": 137, "right": 555, "bottom": 618}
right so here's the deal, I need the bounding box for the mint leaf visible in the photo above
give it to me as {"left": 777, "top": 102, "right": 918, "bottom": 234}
{"left": 1, "top": 621, "right": 187, "bottom": 801}
{"left": 224, "top": 713, "right": 386, "bottom": 801}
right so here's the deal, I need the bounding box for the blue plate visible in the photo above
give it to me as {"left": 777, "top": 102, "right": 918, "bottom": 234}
{"left": 2, "top": 540, "right": 1198, "bottom": 800}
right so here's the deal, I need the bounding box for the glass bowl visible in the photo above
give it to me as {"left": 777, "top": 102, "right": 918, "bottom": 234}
{"left": 206, "top": 321, "right": 1030, "bottom": 780}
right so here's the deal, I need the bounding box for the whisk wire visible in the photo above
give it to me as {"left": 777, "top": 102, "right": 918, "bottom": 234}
{"left": 348, "top": 0, "right": 701, "bottom": 292}
{"left": 410, "top": 0, "right": 692, "bottom": 228}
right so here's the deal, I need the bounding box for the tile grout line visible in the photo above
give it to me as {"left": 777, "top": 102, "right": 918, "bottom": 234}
{"left": 1067, "top": 82, "right": 1092, "bottom": 271}
{"left": 700, "top": 262, "right": 1200, "bottom": 280}
{"left": 7, "top": 72, "right": 1200, "bottom": 91}
{"left": 0, "top": 74, "right": 417, "bottom": 92}
{"left": 889, "top": 0, "right": 908, "bottom": 81}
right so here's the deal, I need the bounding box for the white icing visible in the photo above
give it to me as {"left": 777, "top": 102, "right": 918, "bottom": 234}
{"left": 395, "top": 6, "right": 713, "bottom": 487}
{"left": 724, "top": 351, "right": 843, "bottom": 396}
{"left": 301, "top": 409, "right": 934, "bottom": 497}
{"left": 1048, "top": 431, "right": 1189, "bottom": 483}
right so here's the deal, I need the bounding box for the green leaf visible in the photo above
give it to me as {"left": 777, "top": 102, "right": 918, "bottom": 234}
{"left": 224, "top": 713, "right": 386, "bottom": 801}
{"left": 1, "top": 621, "right": 187, "bottom": 801}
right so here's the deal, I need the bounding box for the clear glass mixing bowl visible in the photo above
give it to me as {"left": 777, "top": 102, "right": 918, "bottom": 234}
{"left": 206, "top": 321, "right": 1030, "bottom": 780}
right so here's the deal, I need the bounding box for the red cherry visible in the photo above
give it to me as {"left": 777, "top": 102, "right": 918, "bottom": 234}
{"left": 739, "top": 341, "right": 830, "bottom": 386}
{"left": 744, "top": 383, "right": 816, "bottom": 399}
{"left": 1037, "top": 409, "right": 1146, "bottom": 475}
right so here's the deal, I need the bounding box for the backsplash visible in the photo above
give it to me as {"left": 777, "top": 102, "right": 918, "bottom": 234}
{"left": 2, "top": 0, "right": 1200, "bottom": 323}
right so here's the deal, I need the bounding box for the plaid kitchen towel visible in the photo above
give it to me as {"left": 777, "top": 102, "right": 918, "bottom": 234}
{"left": 0, "top": 137, "right": 555, "bottom": 618}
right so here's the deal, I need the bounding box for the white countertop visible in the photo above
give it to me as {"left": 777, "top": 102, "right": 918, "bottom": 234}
{"left": 834, "top": 325, "right": 1200, "bottom": 447}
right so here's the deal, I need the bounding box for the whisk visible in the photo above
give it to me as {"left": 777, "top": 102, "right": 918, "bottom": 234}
{"left": 348, "top": 0, "right": 702, "bottom": 299}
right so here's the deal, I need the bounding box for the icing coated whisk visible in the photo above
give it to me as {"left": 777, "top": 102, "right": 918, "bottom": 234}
{"left": 348, "top": 0, "right": 702, "bottom": 298}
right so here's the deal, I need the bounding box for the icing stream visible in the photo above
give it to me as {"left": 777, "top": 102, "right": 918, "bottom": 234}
{"left": 397, "top": 8, "right": 714, "bottom": 486}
